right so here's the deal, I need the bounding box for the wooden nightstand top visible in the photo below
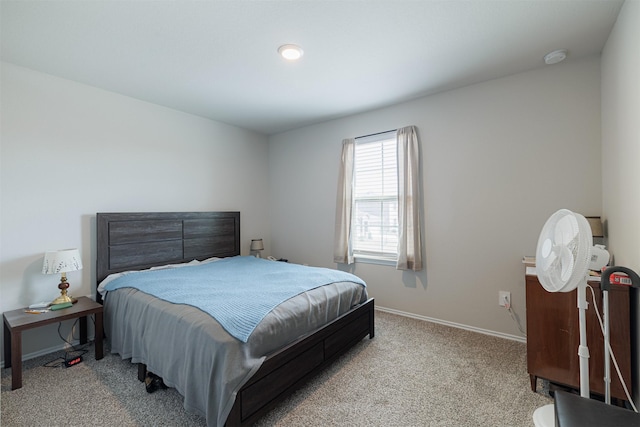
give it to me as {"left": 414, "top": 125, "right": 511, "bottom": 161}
{"left": 3, "top": 296, "right": 102, "bottom": 331}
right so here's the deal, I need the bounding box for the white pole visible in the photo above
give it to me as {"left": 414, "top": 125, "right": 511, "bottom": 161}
{"left": 603, "top": 290, "right": 611, "bottom": 404}
{"left": 577, "top": 283, "right": 590, "bottom": 398}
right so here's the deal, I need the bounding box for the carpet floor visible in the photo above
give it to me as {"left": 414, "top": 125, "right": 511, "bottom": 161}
{"left": 1, "top": 310, "right": 550, "bottom": 426}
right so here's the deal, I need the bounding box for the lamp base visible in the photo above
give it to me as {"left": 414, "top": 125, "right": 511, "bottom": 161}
{"left": 51, "top": 294, "right": 74, "bottom": 305}
{"left": 52, "top": 274, "right": 77, "bottom": 305}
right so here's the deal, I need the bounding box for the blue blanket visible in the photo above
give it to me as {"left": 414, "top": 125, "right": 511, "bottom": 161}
{"left": 103, "top": 256, "right": 366, "bottom": 342}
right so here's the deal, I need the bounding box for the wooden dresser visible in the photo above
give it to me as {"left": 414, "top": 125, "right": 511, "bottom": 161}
{"left": 525, "top": 274, "right": 634, "bottom": 401}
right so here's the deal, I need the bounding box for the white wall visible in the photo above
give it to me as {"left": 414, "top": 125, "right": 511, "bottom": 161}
{"left": 269, "top": 56, "right": 602, "bottom": 339}
{"left": 601, "top": 0, "right": 640, "bottom": 404}
{"left": 0, "top": 62, "right": 270, "bottom": 359}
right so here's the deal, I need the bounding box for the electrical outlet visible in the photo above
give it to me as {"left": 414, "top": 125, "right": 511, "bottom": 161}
{"left": 499, "top": 291, "right": 511, "bottom": 307}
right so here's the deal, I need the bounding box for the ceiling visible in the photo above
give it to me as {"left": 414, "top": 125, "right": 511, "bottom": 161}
{"left": 1, "top": 1, "right": 624, "bottom": 135}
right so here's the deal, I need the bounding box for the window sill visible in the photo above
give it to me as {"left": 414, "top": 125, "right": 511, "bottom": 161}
{"left": 354, "top": 255, "right": 396, "bottom": 267}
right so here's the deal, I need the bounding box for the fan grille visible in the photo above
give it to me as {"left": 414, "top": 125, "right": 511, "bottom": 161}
{"left": 536, "top": 209, "right": 592, "bottom": 293}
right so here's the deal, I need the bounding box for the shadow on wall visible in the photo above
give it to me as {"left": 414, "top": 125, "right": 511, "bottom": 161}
{"left": 402, "top": 268, "right": 428, "bottom": 290}
{"left": 335, "top": 260, "right": 428, "bottom": 291}
{"left": 336, "top": 263, "right": 356, "bottom": 275}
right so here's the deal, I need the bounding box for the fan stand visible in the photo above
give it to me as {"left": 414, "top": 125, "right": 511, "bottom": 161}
{"left": 576, "top": 282, "right": 590, "bottom": 398}
{"left": 533, "top": 280, "right": 591, "bottom": 427}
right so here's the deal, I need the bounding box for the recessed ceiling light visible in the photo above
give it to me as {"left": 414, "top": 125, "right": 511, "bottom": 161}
{"left": 544, "top": 49, "right": 568, "bottom": 65}
{"left": 278, "top": 44, "right": 303, "bottom": 61}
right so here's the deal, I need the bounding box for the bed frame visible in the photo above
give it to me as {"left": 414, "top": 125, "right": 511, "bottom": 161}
{"left": 96, "top": 211, "right": 375, "bottom": 426}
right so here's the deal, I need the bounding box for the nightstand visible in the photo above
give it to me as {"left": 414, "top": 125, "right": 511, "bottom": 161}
{"left": 525, "top": 274, "right": 632, "bottom": 400}
{"left": 3, "top": 296, "right": 103, "bottom": 390}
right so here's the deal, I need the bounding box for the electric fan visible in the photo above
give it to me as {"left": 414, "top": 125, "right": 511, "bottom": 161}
{"left": 532, "top": 209, "right": 602, "bottom": 426}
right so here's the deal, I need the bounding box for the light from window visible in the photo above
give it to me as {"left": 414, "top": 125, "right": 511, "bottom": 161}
{"left": 352, "top": 132, "right": 398, "bottom": 259}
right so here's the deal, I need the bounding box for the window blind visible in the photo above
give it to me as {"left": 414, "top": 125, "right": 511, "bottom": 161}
{"left": 352, "top": 131, "right": 398, "bottom": 258}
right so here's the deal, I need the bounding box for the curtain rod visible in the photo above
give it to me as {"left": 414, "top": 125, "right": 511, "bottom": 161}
{"left": 355, "top": 129, "right": 397, "bottom": 140}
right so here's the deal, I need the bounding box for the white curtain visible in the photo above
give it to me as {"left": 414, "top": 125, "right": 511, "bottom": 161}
{"left": 396, "top": 126, "right": 422, "bottom": 271}
{"left": 333, "top": 138, "right": 355, "bottom": 264}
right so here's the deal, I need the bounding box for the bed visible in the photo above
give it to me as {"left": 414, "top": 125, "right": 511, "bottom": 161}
{"left": 96, "top": 211, "right": 375, "bottom": 426}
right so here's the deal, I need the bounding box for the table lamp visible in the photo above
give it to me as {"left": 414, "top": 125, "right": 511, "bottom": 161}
{"left": 42, "top": 248, "right": 83, "bottom": 305}
{"left": 250, "top": 239, "right": 264, "bottom": 258}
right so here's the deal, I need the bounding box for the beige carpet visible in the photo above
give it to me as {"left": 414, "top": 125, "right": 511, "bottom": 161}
{"left": 1, "top": 311, "right": 550, "bottom": 426}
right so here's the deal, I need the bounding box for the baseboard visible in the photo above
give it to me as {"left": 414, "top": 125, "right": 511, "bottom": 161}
{"left": 375, "top": 306, "right": 527, "bottom": 343}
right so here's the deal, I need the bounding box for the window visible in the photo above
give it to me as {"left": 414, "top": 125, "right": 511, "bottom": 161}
{"left": 334, "top": 126, "right": 422, "bottom": 271}
{"left": 352, "top": 131, "right": 398, "bottom": 260}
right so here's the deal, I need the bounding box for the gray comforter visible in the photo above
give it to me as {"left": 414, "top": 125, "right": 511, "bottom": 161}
{"left": 104, "top": 281, "right": 368, "bottom": 426}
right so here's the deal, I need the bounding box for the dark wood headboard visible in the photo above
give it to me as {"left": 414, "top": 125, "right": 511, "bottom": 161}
{"left": 96, "top": 212, "right": 240, "bottom": 302}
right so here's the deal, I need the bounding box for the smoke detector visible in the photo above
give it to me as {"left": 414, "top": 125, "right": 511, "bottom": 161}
{"left": 544, "top": 49, "right": 568, "bottom": 65}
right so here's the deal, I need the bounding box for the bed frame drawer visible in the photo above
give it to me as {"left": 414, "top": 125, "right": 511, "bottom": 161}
{"left": 324, "top": 310, "right": 370, "bottom": 360}
{"left": 240, "top": 342, "right": 324, "bottom": 419}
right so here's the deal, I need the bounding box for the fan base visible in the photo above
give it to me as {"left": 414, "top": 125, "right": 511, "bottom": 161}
{"left": 533, "top": 403, "right": 555, "bottom": 427}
